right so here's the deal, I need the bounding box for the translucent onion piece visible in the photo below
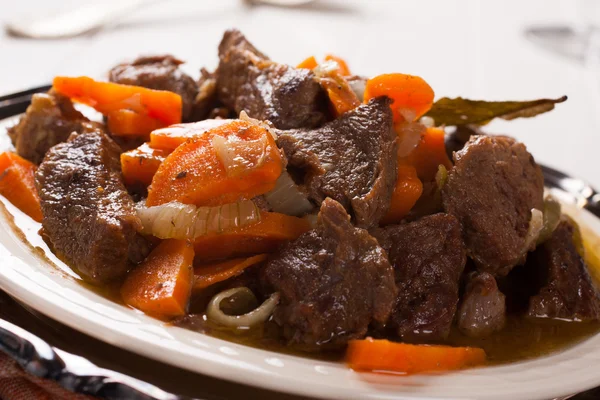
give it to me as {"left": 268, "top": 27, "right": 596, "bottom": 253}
{"left": 137, "top": 200, "right": 261, "bottom": 240}
{"left": 435, "top": 164, "right": 449, "bottom": 190}
{"left": 524, "top": 208, "right": 544, "bottom": 251}
{"left": 398, "top": 108, "right": 417, "bottom": 123}
{"left": 206, "top": 287, "right": 280, "bottom": 329}
{"left": 420, "top": 116, "right": 435, "bottom": 128}
{"left": 348, "top": 78, "right": 366, "bottom": 102}
{"left": 396, "top": 121, "right": 426, "bottom": 157}
{"left": 239, "top": 111, "right": 277, "bottom": 141}
{"left": 212, "top": 134, "right": 269, "bottom": 177}
{"left": 264, "top": 172, "right": 314, "bottom": 217}
{"left": 537, "top": 195, "right": 562, "bottom": 245}
{"left": 313, "top": 60, "right": 339, "bottom": 78}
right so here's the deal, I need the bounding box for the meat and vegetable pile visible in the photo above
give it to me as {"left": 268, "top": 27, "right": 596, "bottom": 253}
{"left": 1, "top": 29, "right": 599, "bottom": 375}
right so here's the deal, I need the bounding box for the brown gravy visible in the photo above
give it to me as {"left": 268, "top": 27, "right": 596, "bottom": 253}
{"left": 3, "top": 196, "right": 600, "bottom": 366}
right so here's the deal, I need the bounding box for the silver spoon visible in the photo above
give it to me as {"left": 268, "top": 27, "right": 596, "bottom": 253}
{"left": 5, "top": 0, "right": 167, "bottom": 39}
{"left": 5, "top": 0, "right": 316, "bottom": 40}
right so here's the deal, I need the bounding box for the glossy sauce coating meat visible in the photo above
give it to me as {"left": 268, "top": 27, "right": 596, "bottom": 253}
{"left": 371, "top": 213, "right": 466, "bottom": 342}
{"left": 527, "top": 220, "right": 600, "bottom": 321}
{"left": 277, "top": 97, "right": 397, "bottom": 228}
{"left": 263, "top": 198, "right": 397, "bottom": 350}
{"left": 8, "top": 90, "right": 103, "bottom": 164}
{"left": 35, "top": 131, "right": 149, "bottom": 284}
{"left": 109, "top": 55, "right": 198, "bottom": 121}
{"left": 457, "top": 271, "right": 506, "bottom": 338}
{"left": 216, "top": 29, "right": 325, "bottom": 129}
{"left": 442, "top": 135, "right": 544, "bottom": 276}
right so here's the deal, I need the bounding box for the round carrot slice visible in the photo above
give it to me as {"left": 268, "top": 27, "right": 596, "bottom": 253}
{"left": 364, "top": 73, "right": 435, "bottom": 122}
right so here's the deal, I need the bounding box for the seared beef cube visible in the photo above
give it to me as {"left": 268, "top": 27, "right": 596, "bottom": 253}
{"left": 216, "top": 29, "right": 325, "bottom": 129}
{"left": 371, "top": 213, "right": 466, "bottom": 342}
{"left": 263, "top": 198, "right": 397, "bottom": 350}
{"left": 189, "top": 68, "right": 219, "bottom": 121}
{"left": 277, "top": 97, "right": 397, "bottom": 228}
{"left": 527, "top": 221, "right": 600, "bottom": 320}
{"left": 35, "top": 131, "right": 149, "bottom": 284}
{"left": 457, "top": 272, "right": 506, "bottom": 338}
{"left": 442, "top": 135, "right": 544, "bottom": 276}
{"left": 109, "top": 55, "right": 198, "bottom": 121}
{"left": 8, "top": 90, "right": 103, "bottom": 164}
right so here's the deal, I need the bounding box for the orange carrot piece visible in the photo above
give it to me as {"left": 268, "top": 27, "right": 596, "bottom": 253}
{"left": 194, "top": 254, "right": 268, "bottom": 291}
{"left": 364, "top": 73, "right": 434, "bottom": 122}
{"left": 347, "top": 338, "right": 486, "bottom": 374}
{"left": 381, "top": 166, "right": 423, "bottom": 225}
{"left": 320, "top": 74, "right": 361, "bottom": 117}
{"left": 147, "top": 120, "right": 283, "bottom": 207}
{"left": 324, "top": 54, "right": 351, "bottom": 76}
{"left": 0, "top": 152, "right": 42, "bottom": 222}
{"left": 121, "top": 239, "right": 194, "bottom": 319}
{"left": 149, "top": 119, "right": 230, "bottom": 151}
{"left": 53, "top": 76, "right": 182, "bottom": 132}
{"left": 297, "top": 56, "right": 319, "bottom": 70}
{"left": 401, "top": 127, "right": 452, "bottom": 182}
{"left": 106, "top": 109, "right": 165, "bottom": 137}
{"left": 121, "top": 143, "right": 170, "bottom": 187}
{"left": 193, "top": 212, "right": 311, "bottom": 261}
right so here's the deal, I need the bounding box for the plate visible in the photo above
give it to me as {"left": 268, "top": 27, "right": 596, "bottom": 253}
{"left": 1, "top": 115, "right": 600, "bottom": 400}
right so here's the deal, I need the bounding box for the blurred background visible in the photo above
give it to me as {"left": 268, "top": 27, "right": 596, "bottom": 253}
{"left": 0, "top": 0, "right": 598, "bottom": 187}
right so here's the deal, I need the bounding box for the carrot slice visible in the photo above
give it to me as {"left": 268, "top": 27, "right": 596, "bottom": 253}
{"left": 149, "top": 119, "right": 230, "bottom": 151}
{"left": 147, "top": 120, "right": 283, "bottom": 207}
{"left": 0, "top": 152, "right": 42, "bottom": 222}
{"left": 297, "top": 56, "right": 319, "bottom": 70}
{"left": 106, "top": 109, "right": 165, "bottom": 137}
{"left": 347, "top": 338, "right": 486, "bottom": 374}
{"left": 193, "top": 211, "right": 311, "bottom": 261}
{"left": 53, "top": 76, "right": 182, "bottom": 135}
{"left": 194, "top": 254, "right": 268, "bottom": 291}
{"left": 320, "top": 74, "right": 361, "bottom": 117}
{"left": 324, "top": 54, "right": 351, "bottom": 76}
{"left": 121, "top": 239, "right": 194, "bottom": 319}
{"left": 401, "top": 127, "right": 452, "bottom": 182}
{"left": 381, "top": 166, "right": 423, "bottom": 225}
{"left": 364, "top": 73, "right": 434, "bottom": 122}
{"left": 121, "top": 143, "right": 170, "bottom": 187}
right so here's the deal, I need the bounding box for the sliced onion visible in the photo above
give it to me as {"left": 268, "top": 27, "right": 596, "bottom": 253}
{"left": 420, "top": 116, "right": 435, "bottom": 128}
{"left": 239, "top": 110, "right": 277, "bottom": 141}
{"left": 524, "top": 208, "right": 544, "bottom": 251}
{"left": 264, "top": 172, "right": 314, "bottom": 216}
{"left": 396, "top": 121, "right": 426, "bottom": 157}
{"left": 136, "top": 200, "right": 261, "bottom": 240}
{"left": 313, "top": 60, "right": 340, "bottom": 78}
{"left": 537, "top": 195, "right": 562, "bottom": 245}
{"left": 206, "top": 287, "right": 280, "bottom": 329}
{"left": 348, "top": 78, "right": 366, "bottom": 102}
{"left": 398, "top": 108, "right": 417, "bottom": 123}
{"left": 212, "top": 134, "right": 269, "bottom": 177}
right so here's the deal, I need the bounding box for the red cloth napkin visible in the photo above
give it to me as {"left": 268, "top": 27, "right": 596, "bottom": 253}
{"left": 0, "top": 352, "right": 95, "bottom": 400}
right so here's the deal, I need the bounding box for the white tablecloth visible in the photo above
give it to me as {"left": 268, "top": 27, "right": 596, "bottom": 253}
{"left": 1, "top": 0, "right": 598, "bottom": 188}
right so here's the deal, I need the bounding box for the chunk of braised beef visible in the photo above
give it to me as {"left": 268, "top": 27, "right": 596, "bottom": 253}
{"left": 371, "top": 213, "right": 466, "bottom": 342}
{"left": 188, "top": 68, "right": 220, "bottom": 121}
{"left": 527, "top": 220, "right": 600, "bottom": 321}
{"left": 109, "top": 55, "right": 198, "bottom": 121}
{"left": 216, "top": 29, "right": 325, "bottom": 129}
{"left": 276, "top": 97, "right": 397, "bottom": 228}
{"left": 442, "top": 135, "right": 544, "bottom": 276}
{"left": 457, "top": 271, "right": 506, "bottom": 338}
{"left": 263, "top": 198, "right": 397, "bottom": 350}
{"left": 35, "top": 131, "right": 149, "bottom": 284}
{"left": 8, "top": 90, "right": 104, "bottom": 164}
